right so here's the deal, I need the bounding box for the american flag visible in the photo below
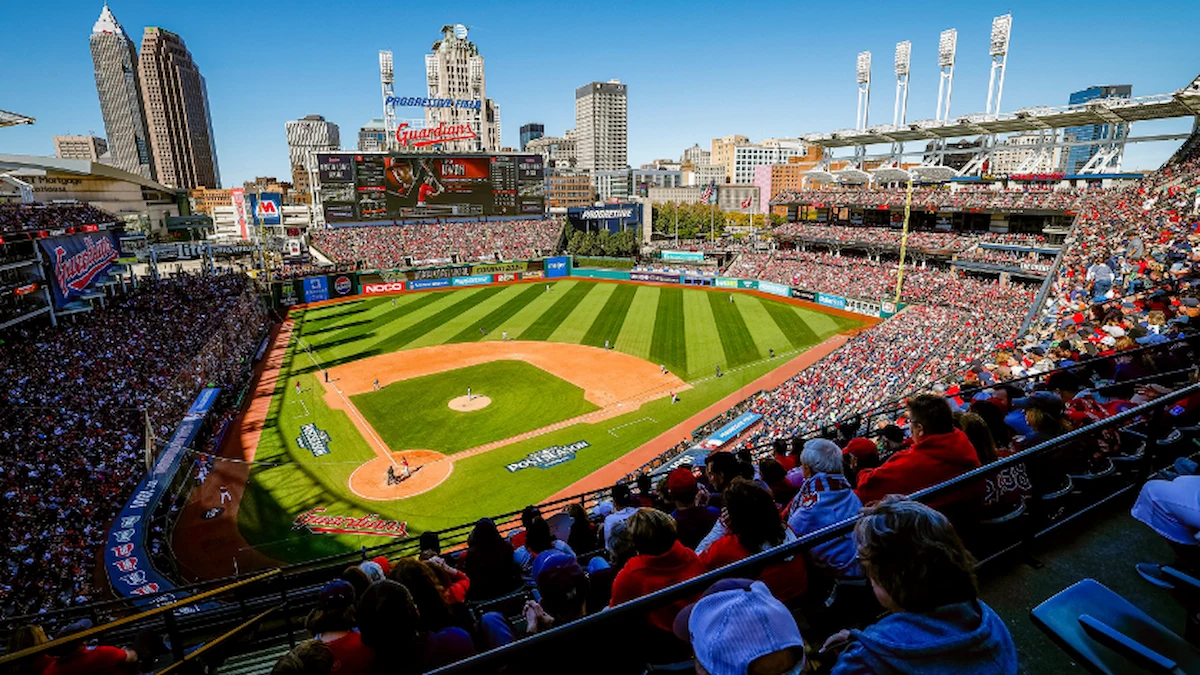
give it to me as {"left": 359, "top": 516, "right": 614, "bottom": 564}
{"left": 700, "top": 181, "right": 715, "bottom": 205}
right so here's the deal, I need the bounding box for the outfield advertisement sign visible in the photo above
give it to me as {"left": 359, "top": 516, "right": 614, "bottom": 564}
{"left": 545, "top": 256, "right": 570, "bottom": 278}
{"left": 662, "top": 250, "right": 706, "bottom": 263}
{"left": 756, "top": 281, "right": 791, "bottom": 298}
{"left": 570, "top": 268, "right": 630, "bottom": 280}
{"left": 105, "top": 388, "right": 220, "bottom": 609}
{"left": 472, "top": 261, "right": 528, "bottom": 275}
{"left": 816, "top": 293, "right": 847, "bottom": 310}
{"left": 452, "top": 274, "right": 493, "bottom": 287}
{"left": 363, "top": 281, "right": 406, "bottom": 294}
{"left": 39, "top": 231, "right": 119, "bottom": 308}
{"left": 506, "top": 440, "right": 591, "bottom": 472}
{"left": 701, "top": 412, "right": 764, "bottom": 449}
{"left": 715, "top": 278, "right": 739, "bottom": 289}
{"left": 630, "top": 271, "right": 681, "bottom": 284}
{"left": 737, "top": 280, "right": 758, "bottom": 290}
{"left": 410, "top": 278, "right": 451, "bottom": 290}
{"left": 302, "top": 276, "right": 330, "bottom": 303}
{"left": 794, "top": 289, "right": 817, "bottom": 302}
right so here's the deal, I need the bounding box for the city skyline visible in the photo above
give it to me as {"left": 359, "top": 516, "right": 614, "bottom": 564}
{"left": 2, "top": 0, "right": 1197, "bottom": 187}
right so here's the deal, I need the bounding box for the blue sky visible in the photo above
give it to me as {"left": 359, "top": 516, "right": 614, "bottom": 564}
{"left": 2, "top": 0, "right": 1197, "bottom": 187}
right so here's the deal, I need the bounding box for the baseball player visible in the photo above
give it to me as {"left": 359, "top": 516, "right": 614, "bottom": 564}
{"left": 605, "top": 339, "right": 610, "bottom": 350}
{"left": 402, "top": 457, "right": 411, "bottom": 478}
{"left": 392, "top": 297, "right": 396, "bottom": 307}
{"left": 219, "top": 485, "right": 232, "bottom": 505}
{"left": 716, "top": 365, "right": 722, "bottom": 378}
{"left": 660, "top": 364, "right": 666, "bottom": 375}
{"left": 294, "top": 381, "right": 302, "bottom": 395}
{"left": 546, "top": 284, "right": 551, "bottom": 293}
{"left": 502, "top": 330, "right": 508, "bottom": 341}
{"left": 671, "top": 391, "right": 678, "bottom": 405}
{"left": 387, "top": 465, "right": 398, "bottom": 486}
{"left": 373, "top": 378, "right": 380, "bottom": 391}
{"left": 416, "top": 175, "right": 443, "bottom": 207}
{"left": 467, "top": 386, "right": 472, "bottom": 401}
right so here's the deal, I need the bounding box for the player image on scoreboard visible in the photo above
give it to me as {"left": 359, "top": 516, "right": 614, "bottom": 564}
{"left": 385, "top": 156, "right": 491, "bottom": 219}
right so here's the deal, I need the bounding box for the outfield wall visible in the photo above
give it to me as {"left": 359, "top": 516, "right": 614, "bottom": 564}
{"left": 270, "top": 255, "right": 898, "bottom": 319}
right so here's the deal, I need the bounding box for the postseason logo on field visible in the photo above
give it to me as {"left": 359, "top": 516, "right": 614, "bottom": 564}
{"left": 297, "top": 423, "right": 332, "bottom": 457}
{"left": 506, "top": 441, "right": 591, "bottom": 473}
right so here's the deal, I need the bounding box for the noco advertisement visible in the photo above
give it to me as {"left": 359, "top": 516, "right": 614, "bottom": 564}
{"left": 317, "top": 153, "right": 545, "bottom": 223}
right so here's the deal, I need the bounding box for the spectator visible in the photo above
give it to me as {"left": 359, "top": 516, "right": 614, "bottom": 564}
{"left": 696, "top": 478, "right": 807, "bottom": 602}
{"left": 564, "top": 503, "right": 598, "bottom": 554}
{"left": 388, "top": 560, "right": 458, "bottom": 633}
{"left": 270, "top": 640, "right": 334, "bottom": 675}
{"left": 43, "top": 619, "right": 139, "bottom": 675}
{"left": 855, "top": 395, "right": 983, "bottom": 519}
{"left": 304, "top": 580, "right": 372, "bottom": 674}
{"left": 822, "top": 497, "right": 1018, "bottom": 674}
{"left": 786, "top": 439, "right": 864, "bottom": 580}
{"left": 462, "top": 518, "right": 523, "bottom": 602}
{"left": 704, "top": 452, "right": 743, "bottom": 508}
{"left": 521, "top": 551, "right": 591, "bottom": 634}
{"left": 666, "top": 467, "right": 720, "bottom": 550}
{"left": 674, "top": 579, "right": 806, "bottom": 675}
{"left": 758, "top": 458, "right": 797, "bottom": 507}
{"left": 5, "top": 625, "right": 52, "bottom": 675}
{"left": 1132, "top": 474, "right": 1200, "bottom": 587}
{"left": 356, "top": 580, "right": 475, "bottom": 674}
{"left": 513, "top": 516, "right": 575, "bottom": 576}
{"left": 609, "top": 508, "right": 706, "bottom": 634}
{"left": 602, "top": 483, "right": 641, "bottom": 548}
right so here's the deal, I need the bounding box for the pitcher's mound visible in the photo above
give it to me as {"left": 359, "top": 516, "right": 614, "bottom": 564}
{"left": 448, "top": 395, "right": 492, "bottom": 412}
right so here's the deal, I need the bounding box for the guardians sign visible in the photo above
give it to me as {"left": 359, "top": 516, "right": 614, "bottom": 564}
{"left": 293, "top": 508, "right": 409, "bottom": 538}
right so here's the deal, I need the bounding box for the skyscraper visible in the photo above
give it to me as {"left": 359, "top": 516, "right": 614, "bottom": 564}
{"left": 89, "top": 4, "right": 154, "bottom": 179}
{"left": 138, "top": 26, "right": 220, "bottom": 188}
{"left": 520, "top": 123, "right": 544, "bottom": 151}
{"left": 358, "top": 119, "right": 387, "bottom": 152}
{"left": 286, "top": 115, "right": 341, "bottom": 170}
{"left": 575, "top": 80, "right": 627, "bottom": 172}
{"left": 1063, "top": 84, "right": 1132, "bottom": 174}
{"left": 423, "top": 24, "right": 500, "bottom": 152}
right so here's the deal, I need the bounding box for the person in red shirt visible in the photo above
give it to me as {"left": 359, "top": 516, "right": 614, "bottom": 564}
{"left": 5, "top": 624, "right": 54, "bottom": 675}
{"left": 610, "top": 508, "right": 707, "bottom": 636}
{"left": 855, "top": 395, "right": 983, "bottom": 521}
{"left": 43, "top": 620, "right": 139, "bottom": 675}
{"left": 304, "top": 579, "right": 374, "bottom": 674}
{"left": 697, "top": 479, "right": 807, "bottom": 603}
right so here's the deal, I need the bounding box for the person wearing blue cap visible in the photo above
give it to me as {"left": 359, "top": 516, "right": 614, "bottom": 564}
{"left": 821, "top": 497, "right": 1017, "bottom": 674}
{"left": 674, "top": 579, "right": 806, "bottom": 675}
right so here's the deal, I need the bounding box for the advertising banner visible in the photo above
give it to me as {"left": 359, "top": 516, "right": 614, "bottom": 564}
{"left": 794, "top": 289, "right": 817, "bottom": 302}
{"left": 275, "top": 281, "right": 299, "bottom": 307}
{"left": 246, "top": 192, "right": 282, "bottom": 226}
{"left": 649, "top": 448, "right": 711, "bottom": 477}
{"left": 715, "top": 278, "right": 739, "bottom": 289}
{"left": 39, "top": 231, "right": 119, "bottom": 308}
{"left": 545, "top": 256, "right": 570, "bottom": 278}
{"left": 105, "top": 388, "right": 220, "bottom": 609}
{"left": 301, "top": 276, "right": 330, "bottom": 303}
{"left": 522, "top": 270, "right": 544, "bottom": 279}
{"left": 472, "top": 261, "right": 528, "bottom": 275}
{"left": 662, "top": 250, "right": 706, "bottom": 263}
{"left": 452, "top": 274, "right": 493, "bottom": 287}
{"left": 409, "top": 265, "right": 472, "bottom": 281}
{"left": 330, "top": 274, "right": 356, "bottom": 298}
{"left": 756, "top": 280, "right": 791, "bottom": 298}
{"left": 230, "top": 188, "right": 248, "bottom": 239}
{"left": 410, "top": 278, "right": 451, "bottom": 290}
{"left": 570, "top": 268, "right": 630, "bottom": 280}
{"left": 566, "top": 204, "right": 643, "bottom": 234}
{"left": 737, "top": 279, "right": 758, "bottom": 290}
{"left": 701, "top": 412, "right": 764, "bottom": 449}
{"left": 630, "top": 271, "right": 681, "bottom": 284}
{"left": 816, "top": 293, "right": 847, "bottom": 310}
{"left": 363, "top": 281, "right": 406, "bottom": 294}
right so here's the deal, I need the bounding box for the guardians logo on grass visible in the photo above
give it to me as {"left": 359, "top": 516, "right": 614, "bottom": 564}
{"left": 293, "top": 508, "right": 409, "bottom": 538}
{"left": 506, "top": 440, "right": 591, "bottom": 473}
{"left": 297, "top": 423, "right": 332, "bottom": 457}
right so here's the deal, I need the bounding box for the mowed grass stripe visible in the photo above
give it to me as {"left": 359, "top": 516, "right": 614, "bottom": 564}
{"left": 799, "top": 307, "right": 845, "bottom": 338}
{"left": 648, "top": 287, "right": 686, "bottom": 375}
{"left": 707, "top": 292, "right": 761, "bottom": 367}
{"left": 683, "top": 290, "right": 726, "bottom": 378}
{"left": 518, "top": 282, "right": 595, "bottom": 341}
{"left": 734, "top": 295, "right": 794, "bottom": 357}
{"left": 488, "top": 281, "right": 577, "bottom": 340}
{"left": 370, "top": 286, "right": 507, "bottom": 354}
{"left": 548, "top": 282, "right": 616, "bottom": 343}
{"left": 761, "top": 297, "right": 821, "bottom": 349}
{"left": 614, "top": 285, "right": 659, "bottom": 360}
{"left": 305, "top": 294, "right": 438, "bottom": 351}
{"left": 580, "top": 284, "right": 637, "bottom": 348}
{"left": 448, "top": 284, "right": 547, "bottom": 343}
{"left": 406, "top": 284, "right": 526, "bottom": 348}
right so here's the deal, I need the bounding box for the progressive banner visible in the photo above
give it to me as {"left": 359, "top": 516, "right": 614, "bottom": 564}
{"left": 701, "top": 412, "right": 763, "bottom": 449}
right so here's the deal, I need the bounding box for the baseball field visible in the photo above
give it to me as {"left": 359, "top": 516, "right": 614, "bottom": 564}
{"left": 190, "top": 279, "right": 865, "bottom": 567}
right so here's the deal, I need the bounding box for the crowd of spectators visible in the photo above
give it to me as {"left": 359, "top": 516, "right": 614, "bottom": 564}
{"left": 955, "top": 246, "right": 1056, "bottom": 271}
{"left": 0, "top": 202, "right": 119, "bottom": 234}
{"left": 772, "top": 185, "right": 1098, "bottom": 213}
{"left": 774, "top": 224, "right": 979, "bottom": 252}
{"left": 0, "top": 273, "right": 267, "bottom": 617}
{"left": 311, "top": 219, "right": 563, "bottom": 270}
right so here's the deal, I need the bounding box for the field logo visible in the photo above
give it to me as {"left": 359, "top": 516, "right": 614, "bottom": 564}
{"left": 506, "top": 440, "right": 590, "bottom": 473}
{"left": 297, "top": 423, "right": 332, "bottom": 457}
{"left": 294, "top": 508, "right": 409, "bottom": 538}
{"left": 335, "top": 276, "right": 352, "bottom": 295}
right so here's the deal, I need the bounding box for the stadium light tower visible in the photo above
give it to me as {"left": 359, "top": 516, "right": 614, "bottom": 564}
{"left": 985, "top": 14, "right": 1012, "bottom": 116}
{"left": 855, "top": 51, "right": 872, "bottom": 166}
{"left": 890, "top": 41, "right": 911, "bottom": 164}
{"left": 379, "top": 50, "right": 396, "bottom": 150}
{"left": 935, "top": 29, "right": 957, "bottom": 123}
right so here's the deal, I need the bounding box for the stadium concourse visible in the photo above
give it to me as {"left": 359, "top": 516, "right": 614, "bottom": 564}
{"left": 0, "top": 127, "right": 1197, "bottom": 674}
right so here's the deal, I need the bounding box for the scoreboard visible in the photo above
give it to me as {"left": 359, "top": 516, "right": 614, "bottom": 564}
{"left": 316, "top": 152, "right": 545, "bottom": 223}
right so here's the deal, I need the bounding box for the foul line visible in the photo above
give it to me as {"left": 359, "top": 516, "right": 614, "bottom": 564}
{"left": 608, "top": 416, "right": 657, "bottom": 437}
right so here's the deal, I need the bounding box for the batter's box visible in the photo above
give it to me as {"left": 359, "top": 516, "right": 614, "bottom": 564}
{"left": 608, "top": 417, "right": 657, "bottom": 438}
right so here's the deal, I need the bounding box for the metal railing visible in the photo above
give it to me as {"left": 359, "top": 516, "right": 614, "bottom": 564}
{"left": 428, "top": 380, "right": 1200, "bottom": 673}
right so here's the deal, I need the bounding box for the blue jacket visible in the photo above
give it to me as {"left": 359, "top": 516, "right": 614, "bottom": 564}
{"left": 786, "top": 472, "right": 863, "bottom": 579}
{"left": 831, "top": 600, "right": 1017, "bottom": 675}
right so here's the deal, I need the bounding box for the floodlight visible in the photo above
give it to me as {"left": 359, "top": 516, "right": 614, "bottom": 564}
{"left": 938, "top": 29, "right": 957, "bottom": 67}
{"left": 379, "top": 51, "right": 393, "bottom": 83}
{"left": 990, "top": 14, "right": 1012, "bottom": 56}
{"left": 894, "top": 41, "right": 911, "bottom": 76}
{"left": 856, "top": 51, "right": 871, "bottom": 84}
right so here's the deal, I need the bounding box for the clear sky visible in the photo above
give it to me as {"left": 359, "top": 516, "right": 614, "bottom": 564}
{"left": 2, "top": 0, "right": 1197, "bottom": 187}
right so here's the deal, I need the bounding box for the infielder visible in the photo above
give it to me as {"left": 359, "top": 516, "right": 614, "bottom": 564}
{"left": 219, "top": 485, "right": 232, "bottom": 505}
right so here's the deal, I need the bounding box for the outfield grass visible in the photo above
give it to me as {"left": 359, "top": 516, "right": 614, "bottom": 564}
{"left": 237, "top": 280, "right": 865, "bottom": 563}
{"left": 350, "top": 360, "right": 598, "bottom": 455}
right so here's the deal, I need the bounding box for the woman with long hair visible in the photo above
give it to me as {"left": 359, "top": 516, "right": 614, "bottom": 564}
{"left": 462, "top": 518, "right": 524, "bottom": 602}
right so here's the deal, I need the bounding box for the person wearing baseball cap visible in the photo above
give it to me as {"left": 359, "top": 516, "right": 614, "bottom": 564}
{"left": 673, "top": 579, "right": 806, "bottom": 675}
{"left": 43, "top": 618, "right": 145, "bottom": 675}
{"left": 667, "top": 467, "right": 719, "bottom": 550}
{"left": 302, "top": 579, "right": 374, "bottom": 675}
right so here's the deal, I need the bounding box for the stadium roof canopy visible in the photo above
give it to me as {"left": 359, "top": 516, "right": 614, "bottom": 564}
{"left": 802, "top": 75, "right": 1200, "bottom": 149}
{"left": 0, "top": 153, "right": 178, "bottom": 194}
{"left": 0, "top": 109, "right": 36, "bottom": 128}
